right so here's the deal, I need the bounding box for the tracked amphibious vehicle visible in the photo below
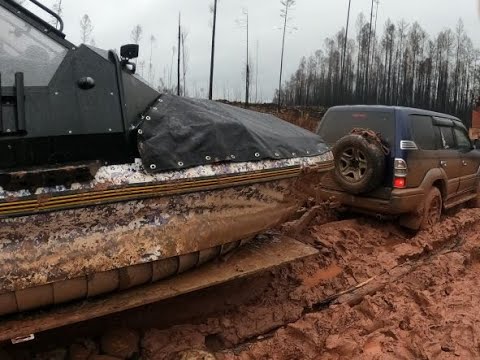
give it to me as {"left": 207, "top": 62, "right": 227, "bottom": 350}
{"left": 0, "top": 0, "right": 332, "bottom": 340}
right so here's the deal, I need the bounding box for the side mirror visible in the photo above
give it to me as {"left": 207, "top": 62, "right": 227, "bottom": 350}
{"left": 120, "top": 44, "right": 139, "bottom": 60}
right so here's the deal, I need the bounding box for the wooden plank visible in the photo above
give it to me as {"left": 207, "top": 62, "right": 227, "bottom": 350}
{"left": 0, "top": 237, "right": 317, "bottom": 342}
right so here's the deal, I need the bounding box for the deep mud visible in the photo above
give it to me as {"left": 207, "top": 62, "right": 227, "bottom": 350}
{"left": 216, "top": 210, "right": 480, "bottom": 360}
{"left": 6, "top": 208, "right": 480, "bottom": 360}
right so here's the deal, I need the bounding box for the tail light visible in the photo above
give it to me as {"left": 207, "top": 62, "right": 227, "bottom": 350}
{"left": 394, "top": 158, "right": 407, "bottom": 189}
{"left": 394, "top": 177, "right": 406, "bottom": 189}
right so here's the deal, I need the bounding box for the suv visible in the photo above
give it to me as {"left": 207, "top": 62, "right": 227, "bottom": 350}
{"left": 317, "top": 106, "right": 480, "bottom": 230}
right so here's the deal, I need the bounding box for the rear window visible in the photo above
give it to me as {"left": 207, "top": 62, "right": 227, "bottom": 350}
{"left": 410, "top": 115, "right": 436, "bottom": 150}
{"left": 318, "top": 110, "right": 395, "bottom": 145}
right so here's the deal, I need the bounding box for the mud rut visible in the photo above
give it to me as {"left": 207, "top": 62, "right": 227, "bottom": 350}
{"left": 5, "top": 207, "right": 480, "bottom": 360}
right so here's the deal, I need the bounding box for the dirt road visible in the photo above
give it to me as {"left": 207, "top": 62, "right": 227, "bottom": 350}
{"left": 6, "top": 207, "right": 480, "bottom": 359}
{"left": 213, "top": 209, "right": 480, "bottom": 360}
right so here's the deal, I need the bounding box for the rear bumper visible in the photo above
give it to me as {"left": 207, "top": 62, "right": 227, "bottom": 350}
{"left": 318, "top": 187, "right": 424, "bottom": 215}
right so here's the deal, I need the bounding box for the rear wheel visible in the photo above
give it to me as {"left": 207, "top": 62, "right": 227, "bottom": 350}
{"left": 418, "top": 187, "right": 443, "bottom": 230}
{"left": 400, "top": 187, "right": 442, "bottom": 231}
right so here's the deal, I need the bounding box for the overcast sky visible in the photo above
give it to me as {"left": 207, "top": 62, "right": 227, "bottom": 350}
{"left": 24, "top": 0, "right": 480, "bottom": 101}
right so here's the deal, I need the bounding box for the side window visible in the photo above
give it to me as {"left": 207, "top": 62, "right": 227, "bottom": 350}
{"left": 438, "top": 126, "right": 455, "bottom": 150}
{"left": 454, "top": 128, "right": 472, "bottom": 150}
{"left": 410, "top": 115, "right": 436, "bottom": 150}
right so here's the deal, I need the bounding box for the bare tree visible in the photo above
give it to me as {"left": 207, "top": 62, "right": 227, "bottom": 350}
{"left": 79, "top": 15, "right": 93, "bottom": 44}
{"left": 148, "top": 35, "right": 156, "bottom": 85}
{"left": 131, "top": 25, "right": 143, "bottom": 44}
{"left": 169, "top": 46, "right": 176, "bottom": 91}
{"left": 395, "top": 20, "right": 409, "bottom": 104}
{"left": 244, "top": 10, "right": 250, "bottom": 107}
{"left": 341, "top": 0, "right": 352, "bottom": 96}
{"left": 158, "top": 77, "right": 167, "bottom": 93}
{"left": 364, "top": 0, "right": 374, "bottom": 101}
{"left": 383, "top": 20, "right": 395, "bottom": 103}
{"left": 209, "top": 0, "right": 218, "bottom": 100}
{"left": 177, "top": 13, "right": 181, "bottom": 96}
{"left": 453, "top": 19, "right": 465, "bottom": 113}
{"left": 181, "top": 29, "right": 189, "bottom": 97}
{"left": 277, "top": 0, "right": 296, "bottom": 111}
{"left": 408, "top": 22, "right": 425, "bottom": 105}
{"left": 236, "top": 9, "right": 251, "bottom": 106}
{"left": 138, "top": 60, "right": 145, "bottom": 78}
{"left": 371, "top": 0, "right": 380, "bottom": 102}
{"left": 255, "top": 40, "right": 259, "bottom": 103}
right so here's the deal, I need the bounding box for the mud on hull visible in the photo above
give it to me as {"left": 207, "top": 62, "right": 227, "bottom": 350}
{"left": 0, "top": 157, "right": 332, "bottom": 316}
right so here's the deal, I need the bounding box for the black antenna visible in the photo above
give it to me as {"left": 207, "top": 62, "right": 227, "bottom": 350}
{"left": 209, "top": 0, "right": 218, "bottom": 100}
{"left": 177, "top": 13, "right": 181, "bottom": 96}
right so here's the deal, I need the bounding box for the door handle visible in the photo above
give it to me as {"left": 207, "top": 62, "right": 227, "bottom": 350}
{"left": 440, "top": 161, "right": 447, "bottom": 168}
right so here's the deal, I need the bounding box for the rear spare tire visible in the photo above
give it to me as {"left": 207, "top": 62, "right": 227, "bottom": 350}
{"left": 332, "top": 133, "right": 386, "bottom": 195}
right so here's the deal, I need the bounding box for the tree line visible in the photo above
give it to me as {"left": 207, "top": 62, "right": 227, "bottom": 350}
{"left": 275, "top": 15, "right": 480, "bottom": 124}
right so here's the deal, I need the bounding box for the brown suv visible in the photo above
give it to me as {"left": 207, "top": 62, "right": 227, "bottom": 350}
{"left": 316, "top": 106, "right": 480, "bottom": 230}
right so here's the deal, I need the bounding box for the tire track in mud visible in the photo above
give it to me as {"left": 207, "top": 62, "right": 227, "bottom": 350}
{"left": 11, "top": 208, "right": 480, "bottom": 360}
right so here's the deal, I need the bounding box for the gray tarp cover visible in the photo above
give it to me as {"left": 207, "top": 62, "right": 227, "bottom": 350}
{"left": 138, "top": 94, "right": 330, "bottom": 172}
